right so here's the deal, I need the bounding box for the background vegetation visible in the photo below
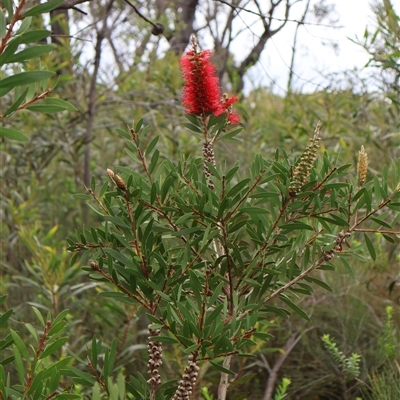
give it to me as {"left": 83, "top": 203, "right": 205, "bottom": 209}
{"left": 1, "top": 0, "right": 399, "bottom": 399}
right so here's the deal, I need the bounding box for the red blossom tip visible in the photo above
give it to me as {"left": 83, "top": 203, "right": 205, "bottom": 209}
{"left": 180, "top": 41, "right": 240, "bottom": 124}
{"left": 180, "top": 50, "right": 222, "bottom": 115}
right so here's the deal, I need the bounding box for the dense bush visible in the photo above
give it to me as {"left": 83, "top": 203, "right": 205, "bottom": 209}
{"left": 1, "top": 1, "right": 399, "bottom": 399}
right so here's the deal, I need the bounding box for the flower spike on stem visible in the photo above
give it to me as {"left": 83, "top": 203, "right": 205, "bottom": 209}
{"left": 180, "top": 35, "right": 239, "bottom": 123}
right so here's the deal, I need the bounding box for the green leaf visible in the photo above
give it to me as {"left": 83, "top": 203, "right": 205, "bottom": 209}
{"left": 370, "top": 216, "right": 392, "bottom": 229}
{"left": 304, "top": 276, "right": 332, "bottom": 292}
{"left": 205, "top": 304, "right": 224, "bottom": 326}
{"left": 16, "top": 16, "right": 33, "bottom": 35}
{"left": 239, "top": 207, "right": 270, "bottom": 215}
{"left": 339, "top": 256, "right": 354, "bottom": 278}
{"left": 31, "top": 306, "right": 45, "bottom": 327}
{"left": 72, "top": 193, "right": 92, "bottom": 200}
{"left": 279, "top": 296, "right": 310, "bottom": 321}
{"left": 363, "top": 233, "right": 376, "bottom": 261}
{"left": 1, "top": 31, "right": 51, "bottom": 66}
{"left": 382, "top": 233, "right": 395, "bottom": 243}
{"left": 41, "top": 97, "right": 77, "bottom": 111}
{"left": 227, "top": 179, "right": 250, "bottom": 198}
{"left": 328, "top": 213, "right": 350, "bottom": 227}
{"left": 210, "top": 360, "right": 235, "bottom": 375}
{"left": 10, "top": 329, "right": 30, "bottom": 360}
{"left": 183, "top": 122, "right": 202, "bottom": 133}
{"left": 116, "top": 128, "right": 131, "bottom": 139}
{"left": 0, "top": 308, "right": 13, "bottom": 326}
{"left": 47, "top": 320, "right": 66, "bottom": 338}
{"left": 13, "top": 347, "right": 25, "bottom": 384}
{"left": 24, "top": 0, "right": 65, "bottom": 17}
{"left": 103, "top": 339, "right": 117, "bottom": 378}
{"left": 66, "top": 366, "right": 96, "bottom": 385}
{"left": 52, "top": 309, "right": 70, "bottom": 326}
{"left": 24, "top": 323, "right": 39, "bottom": 344}
{"left": 26, "top": 97, "right": 78, "bottom": 113}
{"left": 40, "top": 337, "right": 68, "bottom": 359}
{"left": 0, "top": 127, "right": 28, "bottom": 141}
{"left": 219, "top": 127, "right": 242, "bottom": 142}
{"left": 155, "top": 335, "right": 179, "bottom": 344}
{"left": 280, "top": 222, "right": 313, "bottom": 232}
{"left": 3, "top": 87, "right": 29, "bottom": 117}
{"left": 2, "top": 0, "right": 13, "bottom": 19}
{"left": 6, "top": 45, "right": 55, "bottom": 63}
{"left": 252, "top": 332, "right": 273, "bottom": 342}
{"left": 0, "top": 71, "right": 54, "bottom": 96}
{"left": 145, "top": 135, "right": 159, "bottom": 156}
{"left": 102, "top": 216, "right": 131, "bottom": 229}
{"left": 0, "top": 9, "right": 6, "bottom": 39}
{"left": 387, "top": 203, "right": 400, "bottom": 211}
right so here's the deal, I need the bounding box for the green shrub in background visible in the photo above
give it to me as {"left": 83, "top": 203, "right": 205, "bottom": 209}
{"left": 0, "top": 0, "right": 76, "bottom": 141}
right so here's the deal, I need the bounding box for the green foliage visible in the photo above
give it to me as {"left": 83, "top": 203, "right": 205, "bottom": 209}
{"left": 379, "top": 306, "right": 399, "bottom": 361}
{"left": 67, "top": 110, "right": 398, "bottom": 398}
{"left": 0, "top": 299, "right": 80, "bottom": 399}
{"left": 273, "top": 378, "right": 291, "bottom": 400}
{"left": 322, "top": 334, "right": 361, "bottom": 380}
{"left": 0, "top": 0, "right": 76, "bottom": 141}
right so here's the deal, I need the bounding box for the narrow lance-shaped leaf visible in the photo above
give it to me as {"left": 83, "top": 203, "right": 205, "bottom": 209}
{"left": 24, "top": 0, "right": 65, "bottom": 17}
{"left": 0, "top": 127, "right": 29, "bottom": 141}
{"left": 6, "top": 45, "right": 55, "bottom": 64}
{"left": 364, "top": 233, "right": 376, "bottom": 261}
{"left": 0, "top": 71, "right": 54, "bottom": 96}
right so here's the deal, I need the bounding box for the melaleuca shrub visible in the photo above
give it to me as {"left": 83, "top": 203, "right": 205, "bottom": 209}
{"left": 67, "top": 36, "right": 400, "bottom": 400}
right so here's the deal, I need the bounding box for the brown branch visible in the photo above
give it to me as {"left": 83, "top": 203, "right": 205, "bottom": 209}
{"left": 287, "top": 0, "right": 311, "bottom": 92}
{"left": 90, "top": 262, "right": 149, "bottom": 309}
{"left": 226, "top": 173, "right": 264, "bottom": 221}
{"left": 234, "top": 0, "right": 290, "bottom": 91}
{"left": 262, "top": 332, "right": 302, "bottom": 400}
{"left": 122, "top": 0, "right": 164, "bottom": 35}
{"left": 0, "top": 89, "right": 51, "bottom": 118}
{"left": 352, "top": 228, "right": 400, "bottom": 235}
{"left": 0, "top": 0, "right": 27, "bottom": 54}
{"left": 213, "top": 0, "right": 343, "bottom": 28}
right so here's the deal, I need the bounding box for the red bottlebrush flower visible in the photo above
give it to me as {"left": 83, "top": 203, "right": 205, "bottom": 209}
{"left": 180, "top": 50, "right": 222, "bottom": 115}
{"left": 219, "top": 94, "right": 240, "bottom": 124}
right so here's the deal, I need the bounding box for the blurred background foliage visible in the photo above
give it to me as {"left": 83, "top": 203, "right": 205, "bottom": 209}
{"left": 1, "top": 0, "right": 399, "bottom": 398}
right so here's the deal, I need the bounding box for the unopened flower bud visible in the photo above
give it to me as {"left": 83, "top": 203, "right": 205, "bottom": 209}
{"left": 90, "top": 261, "right": 99, "bottom": 270}
{"left": 113, "top": 174, "right": 126, "bottom": 191}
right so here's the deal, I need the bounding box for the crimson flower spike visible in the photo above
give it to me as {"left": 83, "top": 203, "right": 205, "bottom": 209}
{"left": 180, "top": 36, "right": 240, "bottom": 124}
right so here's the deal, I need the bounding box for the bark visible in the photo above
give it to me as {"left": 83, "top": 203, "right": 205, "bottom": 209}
{"left": 168, "top": 0, "right": 199, "bottom": 54}
{"left": 218, "top": 354, "right": 233, "bottom": 400}
{"left": 234, "top": 0, "right": 290, "bottom": 92}
{"left": 262, "top": 332, "right": 301, "bottom": 400}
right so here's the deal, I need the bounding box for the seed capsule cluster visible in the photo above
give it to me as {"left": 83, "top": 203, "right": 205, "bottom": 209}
{"left": 172, "top": 354, "right": 199, "bottom": 400}
{"left": 147, "top": 327, "right": 162, "bottom": 387}
{"left": 203, "top": 140, "right": 216, "bottom": 190}
{"left": 323, "top": 231, "right": 351, "bottom": 261}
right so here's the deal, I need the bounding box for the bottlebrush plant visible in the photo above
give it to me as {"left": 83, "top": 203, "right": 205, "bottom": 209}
{"left": 63, "top": 36, "right": 400, "bottom": 400}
